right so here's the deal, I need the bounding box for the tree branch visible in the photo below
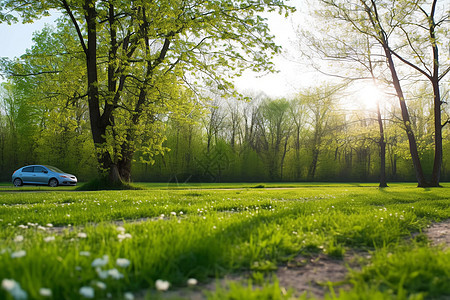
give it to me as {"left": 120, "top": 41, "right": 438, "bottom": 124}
{"left": 61, "top": 0, "right": 87, "bottom": 56}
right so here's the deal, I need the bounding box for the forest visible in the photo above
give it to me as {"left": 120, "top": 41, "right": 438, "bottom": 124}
{"left": 0, "top": 0, "right": 448, "bottom": 185}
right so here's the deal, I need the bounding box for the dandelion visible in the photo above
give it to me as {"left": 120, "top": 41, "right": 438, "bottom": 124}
{"left": 39, "top": 288, "right": 52, "bottom": 297}
{"left": 91, "top": 255, "right": 109, "bottom": 267}
{"left": 80, "top": 251, "right": 91, "bottom": 257}
{"left": 11, "top": 250, "right": 26, "bottom": 258}
{"left": 79, "top": 286, "right": 94, "bottom": 298}
{"left": 124, "top": 292, "right": 134, "bottom": 300}
{"left": 77, "top": 232, "right": 87, "bottom": 239}
{"left": 116, "top": 258, "right": 130, "bottom": 268}
{"left": 155, "top": 279, "right": 170, "bottom": 291}
{"left": 43, "top": 236, "right": 55, "bottom": 243}
{"left": 14, "top": 235, "right": 24, "bottom": 243}
{"left": 187, "top": 278, "right": 198, "bottom": 286}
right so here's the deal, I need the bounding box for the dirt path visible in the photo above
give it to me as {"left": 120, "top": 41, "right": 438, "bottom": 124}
{"left": 424, "top": 219, "right": 450, "bottom": 249}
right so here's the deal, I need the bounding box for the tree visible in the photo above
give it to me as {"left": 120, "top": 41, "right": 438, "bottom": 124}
{"left": 0, "top": 0, "right": 293, "bottom": 185}
{"left": 315, "top": 0, "right": 449, "bottom": 187}
{"left": 301, "top": 85, "right": 339, "bottom": 180}
{"left": 257, "top": 98, "right": 292, "bottom": 180}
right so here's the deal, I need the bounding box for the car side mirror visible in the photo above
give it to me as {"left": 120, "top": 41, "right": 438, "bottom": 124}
{"left": 43, "top": 171, "right": 48, "bottom": 173}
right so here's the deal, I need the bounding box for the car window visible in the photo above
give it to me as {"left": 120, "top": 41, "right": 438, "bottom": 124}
{"left": 22, "top": 167, "right": 33, "bottom": 172}
{"left": 33, "top": 166, "right": 47, "bottom": 173}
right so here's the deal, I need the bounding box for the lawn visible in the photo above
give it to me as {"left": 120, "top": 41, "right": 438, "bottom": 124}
{"left": 0, "top": 183, "right": 449, "bottom": 299}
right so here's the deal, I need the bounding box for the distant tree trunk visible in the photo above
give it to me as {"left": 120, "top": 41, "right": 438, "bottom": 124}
{"left": 377, "top": 102, "right": 388, "bottom": 187}
{"left": 308, "top": 147, "right": 319, "bottom": 180}
{"left": 280, "top": 133, "right": 289, "bottom": 180}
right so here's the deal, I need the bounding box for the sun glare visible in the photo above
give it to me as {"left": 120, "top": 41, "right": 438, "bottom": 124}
{"left": 357, "top": 84, "right": 382, "bottom": 110}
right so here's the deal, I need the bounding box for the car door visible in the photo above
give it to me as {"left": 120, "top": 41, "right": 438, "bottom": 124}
{"left": 21, "top": 166, "right": 35, "bottom": 184}
{"left": 33, "top": 166, "right": 50, "bottom": 184}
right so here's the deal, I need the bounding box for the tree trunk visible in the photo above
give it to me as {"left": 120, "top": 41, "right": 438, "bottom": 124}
{"left": 83, "top": 0, "right": 119, "bottom": 184}
{"left": 430, "top": 79, "right": 443, "bottom": 187}
{"left": 377, "top": 102, "right": 388, "bottom": 188}
{"left": 429, "top": 3, "right": 443, "bottom": 187}
{"left": 384, "top": 47, "right": 427, "bottom": 187}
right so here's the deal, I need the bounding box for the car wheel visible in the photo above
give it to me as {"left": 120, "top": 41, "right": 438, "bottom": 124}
{"left": 13, "top": 178, "right": 23, "bottom": 187}
{"left": 48, "top": 178, "right": 59, "bottom": 187}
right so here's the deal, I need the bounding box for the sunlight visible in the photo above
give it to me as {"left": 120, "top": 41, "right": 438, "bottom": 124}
{"left": 357, "top": 83, "right": 383, "bottom": 110}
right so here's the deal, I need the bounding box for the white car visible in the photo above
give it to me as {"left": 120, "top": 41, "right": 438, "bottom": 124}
{"left": 12, "top": 165, "right": 77, "bottom": 187}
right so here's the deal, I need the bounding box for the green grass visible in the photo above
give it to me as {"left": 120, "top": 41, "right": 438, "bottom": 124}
{"left": 0, "top": 183, "right": 449, "bottom": 299}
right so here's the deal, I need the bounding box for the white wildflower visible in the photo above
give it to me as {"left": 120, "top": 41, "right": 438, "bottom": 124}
{"left": 14, "top": 235, "right": 24, "bottom": 243}
{"left": 187, "top": 278, "right": 198, "bottom": 286}
{"left": 116, "top": 258, "right": 130, "bottom": 268}
{"left": 80, "top": 251, "right": 91, "bottom": 257}
{"left": 77, "top": 232, "right": 87, "bottom": 239}
{"left": 155, "top": 279, "right": 170, "bottom": 291}
{"left": 2, "top": 279, "right": 27, "bottom": 300}
{"left": 43, "top": 236, "right": 55, "bottom": 243}
{"left": 116, "top": 226, "right": 126, "bottom": 233}
{"left": 95, "top": 281, "right": 107, "bottom": 290}
{"left": 79, "top": 286, "right": 94, "bottom": 298}
{"left": 96, "top": 268, "right": 109, "bottom": 279}
{"left": 2, "top": 279, "right": 17, "bottom": 291}
{"left": 117, "top": 233, "right": 132, "bottom": 242}
{"left": 46, "top": 223, "right": 53, "bottom": 227}
{"left": 11, "top": 250, "right": 26, "bottom": 258}
{"left": 170, "top": 212, "right": 176, "bottom": 216}
{"left": 91, "top": 255, "right": 109, "bottom": 267}
{"left": 124, "top": 292, "right": 134, "bottom": 300}
{"left": 39, "top": 288, "right": 52, "bottom": 297}
{"left": 107, "top": 268, "right": 124, "bottom": 280}
{"left": 37, "top": 226, "right": 47, "bottom": 231}
{"left": 18, "top": 225, "right": 28, "bottom": 229}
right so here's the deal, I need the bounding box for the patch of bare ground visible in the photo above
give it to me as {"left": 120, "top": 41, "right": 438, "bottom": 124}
{"left": 275, "top": 252, "right": 366, "bottom": 299}
{"left": 424, "top": 219, "right": 450, "bottom": 249}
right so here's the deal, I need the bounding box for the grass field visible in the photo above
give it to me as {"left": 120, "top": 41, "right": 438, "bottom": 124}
{"left": 0, "top": 183, "right": 449, "bottom": 299}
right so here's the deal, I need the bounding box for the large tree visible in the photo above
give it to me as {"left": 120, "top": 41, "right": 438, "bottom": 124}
{"left": 0, "top": 0, "right": 293, "bottom": 184}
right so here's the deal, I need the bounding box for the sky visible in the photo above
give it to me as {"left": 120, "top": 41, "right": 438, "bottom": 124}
{"left": 0, "top": 0, "right": 322, "bottom": 98}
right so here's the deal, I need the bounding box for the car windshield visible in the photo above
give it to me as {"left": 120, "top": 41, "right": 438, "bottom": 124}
{"left": 44, "top": 165, "right": 65, "bottom": 173}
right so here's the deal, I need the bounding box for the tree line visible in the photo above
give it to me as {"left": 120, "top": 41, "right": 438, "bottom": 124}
{"left": 0, "top": 0, "right": 448, "bottom": 186}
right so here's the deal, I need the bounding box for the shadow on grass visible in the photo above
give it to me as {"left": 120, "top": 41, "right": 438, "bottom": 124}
{"left": 76, "top": 178, "right": 143, "bottom": 191}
